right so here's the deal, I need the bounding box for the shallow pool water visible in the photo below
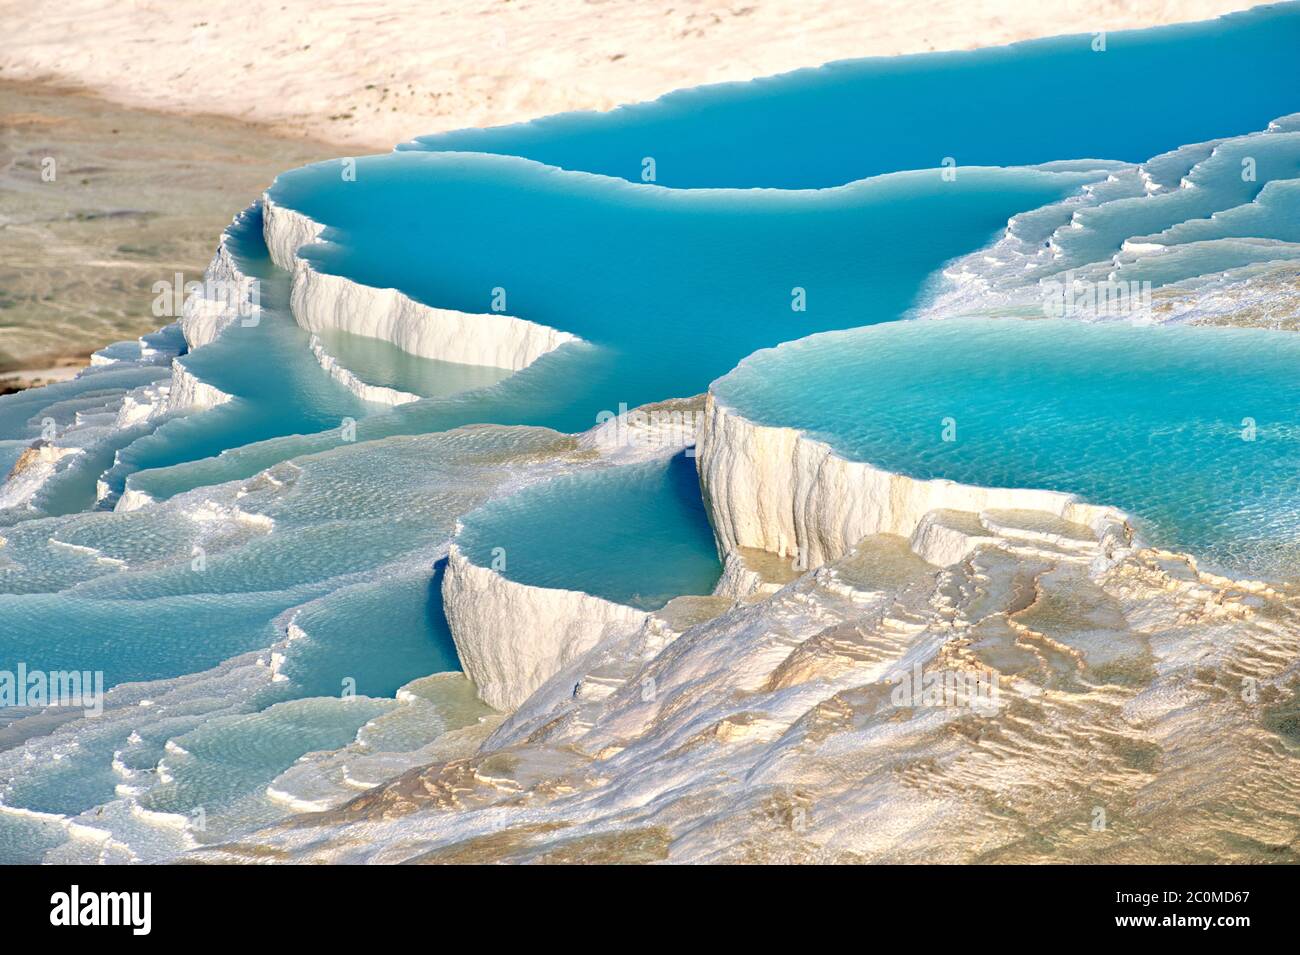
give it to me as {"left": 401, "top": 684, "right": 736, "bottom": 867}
{"left": 314, "top": 328, "right": 514, "bottom": 400}
{"left": 270, "top": 158, "right": 1087, "bottom": 429}
{"left": 399, "top": 5, "right": 1300, "bottom": 189}
{"left": 457, "top": 452, "right": 722, "bottom": 609}
{"left": 714, "top": 317, "right": 1300, "bottom": 577}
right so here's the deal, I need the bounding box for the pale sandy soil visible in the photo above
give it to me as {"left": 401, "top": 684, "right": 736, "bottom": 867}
{"left": 0, "top": 81, "right": 339, "bottom": 375}
{"left": 0, "top": 0, "right": 1257, "bottom": 153}
{"left": 0, "top": 361, "right": 82, "bottom": 394}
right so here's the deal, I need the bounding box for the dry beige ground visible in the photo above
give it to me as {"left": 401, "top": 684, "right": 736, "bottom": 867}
{"left": 0, "top": 82, "right": 338, "bottom": 378}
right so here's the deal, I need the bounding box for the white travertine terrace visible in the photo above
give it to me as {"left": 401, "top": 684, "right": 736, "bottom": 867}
{"left": 435, "top": 381, "right": 1142, "bottom": 716}
{"left": 214, "top": 497, "right": 1295, "bottom": 863}
{"left": 441, "top": 398, "right": 708, "bottom": 709}
{"left": 177, "top": 234, "right": 258, "bottom": 351}
{"left": 307, "top": 334, "right": 421, "bottom": 407}
{"left": 442, "top": 545, "right": 650, "bottom": 711}
{"left": 695, "top": 392, "right": 1133, "bottom": 572}
{"left": 263, "top": 196, "right": 580, "bottom": 372}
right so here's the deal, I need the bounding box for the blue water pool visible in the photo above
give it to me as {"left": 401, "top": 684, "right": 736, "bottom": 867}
{"left": 713, "top": 317, "right": 1300, "bottom": 577}
{"left": 399, "top": 4, "right": 1300, "bottom": 189}
{"left": 456, "top": 452, "right": 722, "bottom": 609}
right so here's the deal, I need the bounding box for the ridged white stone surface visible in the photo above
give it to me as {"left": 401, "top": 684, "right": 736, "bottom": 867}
{"left": 264, "top": 196, "right": 580, "bottom": 371}
{"left": 695, "top": 392, "right": 1131, "bottom": 571}
{"left": 442, "top": 544, "right": 649, "bottom": 711}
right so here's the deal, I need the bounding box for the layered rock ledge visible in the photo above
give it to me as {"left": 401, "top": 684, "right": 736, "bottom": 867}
{"left": 263, "top": 196, "right": 580, "bottom": 372}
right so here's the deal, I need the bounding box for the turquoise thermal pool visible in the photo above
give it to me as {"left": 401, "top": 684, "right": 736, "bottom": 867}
{"left": 713, "top": 317, "right": 1300, "bottom": 578}
{"left": 456, "top": 453, "right": 722, "bottom": 610}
